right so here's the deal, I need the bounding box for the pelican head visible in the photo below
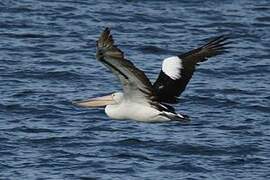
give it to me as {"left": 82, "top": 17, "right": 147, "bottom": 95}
{"left": 74, "top": 92, "right": 123, "bottom": 108}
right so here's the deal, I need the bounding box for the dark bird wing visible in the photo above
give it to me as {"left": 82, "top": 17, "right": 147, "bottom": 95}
{"left": 96, "top": 28, "right": 156, "bottom": 103}
{"left": 153, "top": 36, "right": 230, "bottom": 103}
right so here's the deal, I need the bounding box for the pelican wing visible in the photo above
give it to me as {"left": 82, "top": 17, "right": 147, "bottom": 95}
{"left": 153, "top": 36, "right": 230, "bottom": 103}
{"left": 96, "top": 28, "right": 156, "bottom": 102}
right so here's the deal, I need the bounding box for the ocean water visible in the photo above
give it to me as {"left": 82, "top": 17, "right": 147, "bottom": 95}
{"left": 0, "top": 0, "right": 269, "bottom": 179}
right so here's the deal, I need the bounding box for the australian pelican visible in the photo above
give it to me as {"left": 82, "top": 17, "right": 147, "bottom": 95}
{"left": 74, "top": 28, "right": 230, "bottom": 122}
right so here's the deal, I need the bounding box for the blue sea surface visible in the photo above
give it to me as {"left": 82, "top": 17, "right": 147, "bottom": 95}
{"left": 0, "top": 0, "right": 270, "bottom": 179}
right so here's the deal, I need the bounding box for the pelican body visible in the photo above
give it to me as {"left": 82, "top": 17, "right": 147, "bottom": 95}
{"left": 77, "top": 92, "right": 186, "bottom": 122}
{"left": 74, "top": 28, "right": 230, "bottom": 122}
{"left": 105, "top": 93, "right": 165, "bottom": 121}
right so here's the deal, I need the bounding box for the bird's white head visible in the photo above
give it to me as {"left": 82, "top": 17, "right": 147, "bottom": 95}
{"left": 74, "top": 92, "right": 124, "bottom": 108}
{"left": 111, "top": 92, "right": 124, "bottom": 104}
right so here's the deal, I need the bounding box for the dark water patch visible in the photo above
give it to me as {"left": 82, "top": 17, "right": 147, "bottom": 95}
{"left": 82, "top": 125, "right": 123, "bottom": 133}
{"left": 94, "top": 166, "right": 136, "bottom": 175}
{"left": 219, "top": 67, "right": 270, "bottom": 76}
{"left": 252, "top": 6, "right": 270, "bottom": 11}
{"left": 104, "top": 138, "right": 156, "bottom": 149}
{"left": 0, "top": 163, "right": 13, "bottom": 169}
{"left": 45, "top": 148, "right": 82, "bottom": 158}
{"left": 40, "top": 0, "right": 93, "bottom": 6}
{"left": 34, "top": 113, "right": 66, "bottom": 120}
{"left": 112, "top": 153, "right": 152, "bottom": 161}
{"left": 228, "top": 144, "right": 262, "bottom": 156}
{"left": 196, "top": 68, "right": 222, "bottom": 76}
{"left": 245, "top": 64, "right": 270, "bottom": 72}
{"left": 136, "top": 45, "right": 169, "bottom": 54}
{"left": 13, "top": 69, "right": 82, "bottom": 81}
{"left": 219, "top": 88, "right": 257, "bottom": 95}
{"left": 33, "top": 42, "right": 57, "bottom": 50}
{"left": 256, "top": 16, "right": 270, "bottom": 23}
{"left": 116, "top": 138, "right": 146, "bottom": 146}
{"left": 240, "top": 104, "right": 270, "bottom": 114}
{"left": 193, "top": 88, "right": 256, "bottom": 96}
{"left": 196, "top": 22, "right": 246, "bottom": 29}
{"left": 1, "top": 7, "right": 34, "bottom": 14}
{"left": 43, "top": 70, "right": 82, "bottom": 80}
{"left": 0, "top": 137, "right": 9, "bottom": 142}
{"left": 0, "top": 20, "right": 33, "bottom": 29}
{"left": 9, "top": 126, "right": 55, "bottom": 134}
{"left": 0, "top": 33, "right": 61, "bottom": 39}
{"left": 158, "top": 161, "right": 209, "bottom": 172}
{"left": 36, "top": 59, "right": 80, "bottom": 66}
{"left": 78, "top": 177, "right": 100, "bottom": 180}
{"left": 183, "top": 95, "right": 240, "bottom": 108}
{"left": 2, "top": 103, "right": 49, "bottom": 114}
{"left": 159, "top": 143, "right": 229, "bottom": 156}
{"left": 27, "top": 136, "right": 74, "bottom": 145}
{"left": 53, "top": 5, "right": 78, "bottom": 12}
{"left": 12, "top": 90, "right": 36, "bottom": 97}
{"left": 252, "top": 22, "right": 270, "bottom": 28}
{"left": 217, "top": 125, "right": 253, "bottom": 131}
{"left": 216, "top": 125, "right": 264, "bottom": 137}
{"left": 265, "top": 96, "right": 270, "bottom": 100}
{"left": 48, "top": 49, "right": 89, "bottom": 54}
{"left": 220, "top": 156, "right": 268, "bottom": 167}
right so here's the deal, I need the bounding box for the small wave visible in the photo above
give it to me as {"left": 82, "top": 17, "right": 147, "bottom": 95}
{"left": 28, "top": 136, "right": 72, "bottom": 144}
{"left": 136, "top": 45, "right": 169, "bottom": 54}
{"left": 158, "top": 161, "right": 209, "bottom": 172}
{"left": 183, "top": 95, "right": 240, "bottom": 108}
{"left": 217, "top": 125, "right": 253, "bottom": 131}
{"left": 117, "top": 138, "right": 145, "bottom": 145}
{"left": 255, "top": 16, "right": 270, "bottom": 23}
{"left": 13, "top": 69, "right": 82, "bottom": 81}
{"left": 0, "top": 33, "right": 61, "bottom": 39}
{"left": 12, "top": 90, "right": 36, "bottom": 97}
{"left": 8, "top": 126, "right": 55, "bottom": 134}
{"left": 1, "top": 103, "right": 47, "bottom": 114}
{"left": 112, "top": 153, "right": 152, "bottom": 161}
{"left": 160, "top": 143, "right": 228, "bottom": 156}
{"left": 241, "top": 104, "right": 270, "bottom": 113}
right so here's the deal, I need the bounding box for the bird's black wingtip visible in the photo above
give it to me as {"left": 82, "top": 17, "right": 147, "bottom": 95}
{"left": 203, "top": 33, "right": 233, "bottom": 52}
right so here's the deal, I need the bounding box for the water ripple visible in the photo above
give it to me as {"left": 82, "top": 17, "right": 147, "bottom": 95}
{"left": 0, "top": 0, "right": 269, "bottom": 179}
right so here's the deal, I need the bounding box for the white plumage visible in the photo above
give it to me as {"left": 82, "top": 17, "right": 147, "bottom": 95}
{"left": 161, "top": 56, "right": 182, "bottom": 80}
{"left": 104, "top": 92, "right": 185, "bottom": 122}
